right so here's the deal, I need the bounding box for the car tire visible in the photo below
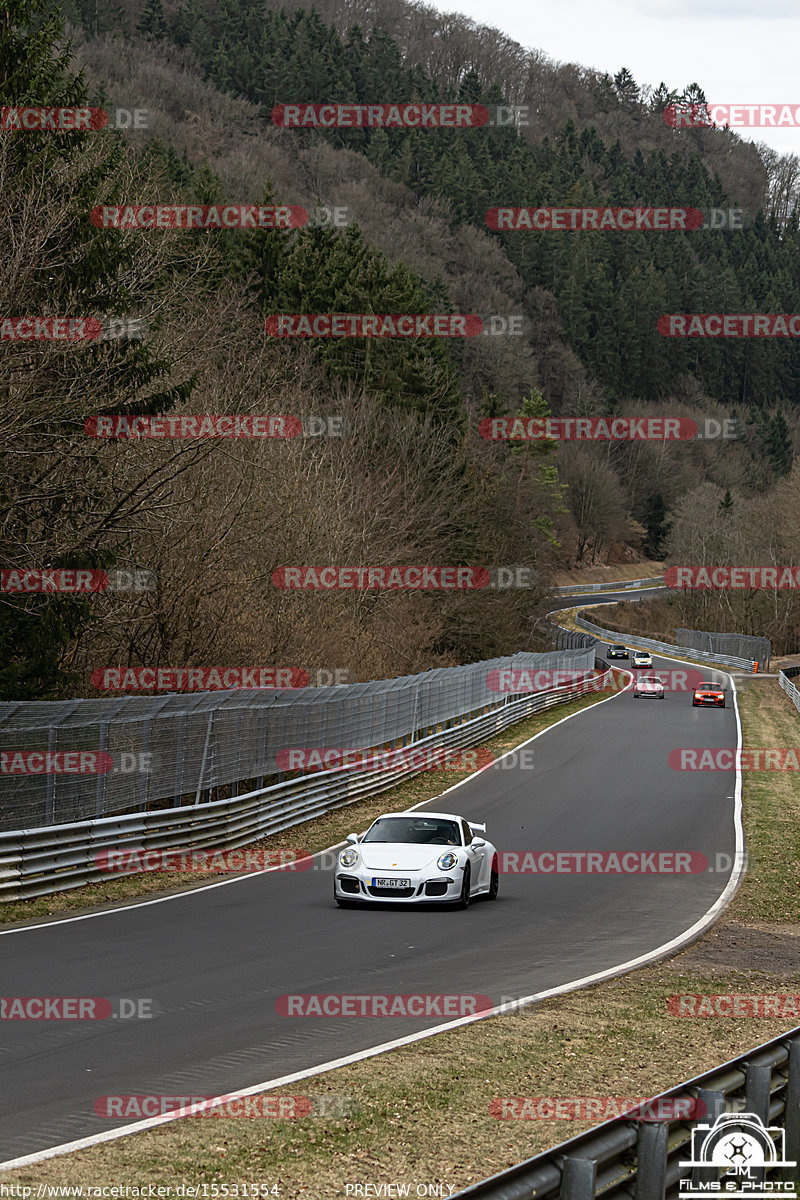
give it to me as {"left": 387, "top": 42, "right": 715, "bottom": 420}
{"left": 659, "top": 694, "right": 665, "bottom": 699}
{"left": 634, "top": 692, "right": 640, "bottom": 698}
{"left": 455, "top": 864, "right": 471, "bottom": 909}
{"left": 487, "top": 857, "right": 499, "bottom": 901}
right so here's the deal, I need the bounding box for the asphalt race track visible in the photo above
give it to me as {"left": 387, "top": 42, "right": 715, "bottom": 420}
{"left": 0, "top": 594, "right": 740, "bottom": 1163}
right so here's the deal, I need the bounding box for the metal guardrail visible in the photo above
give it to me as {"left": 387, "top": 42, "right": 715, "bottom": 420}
{"left": 564, "top": 609, "right": 758, "bottom": 672}
{"left": 454, "top": 1025, "right": 800, "bottom": 1199}
{"left": 554, "top": 576, "right": 666, "bottom": 595}
{"left": 779, "top": 666, "right": 800, "bottom": 714}
{"left": 0, "top": 664, "right": 610, "bottom": 901}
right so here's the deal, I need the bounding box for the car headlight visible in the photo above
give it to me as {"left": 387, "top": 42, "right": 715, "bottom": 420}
{"left": 437, "top": 852, "right": 458, "bottom": 871}
{"left": 339, "top": 848, "right": 359, "bottom": 869}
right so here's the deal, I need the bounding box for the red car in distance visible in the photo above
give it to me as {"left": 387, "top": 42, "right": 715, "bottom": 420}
{"left": 692, "top": 681, "right": 726, "bottom": 708}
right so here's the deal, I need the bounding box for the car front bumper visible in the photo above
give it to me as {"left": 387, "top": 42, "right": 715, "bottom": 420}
{"left": 335, "top": 870, "right": 464, "bottom": 903}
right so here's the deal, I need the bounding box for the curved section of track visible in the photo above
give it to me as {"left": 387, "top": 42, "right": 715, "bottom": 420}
{"left": 0, "top": 591, "right": 740, "bottom": 1163}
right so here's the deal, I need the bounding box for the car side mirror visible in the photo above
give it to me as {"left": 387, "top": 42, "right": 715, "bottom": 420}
{"left": 346, "top": 833, "right": 359, "bottom": 844}
{"left": 471, "top": 838, "right": 486, "bottom": 848}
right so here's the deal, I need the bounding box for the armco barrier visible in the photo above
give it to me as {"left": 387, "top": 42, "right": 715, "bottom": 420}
{"left": 0, "top": 663, "right": 612, "bottom": 900}
{"left": 454, "top": 1025, "right": 800, "bottom": 1199}
{"left": 558, "top": 607, "right": 757, "bottom": 672}
{"left": 779, "top": 666, "right": 800, "bottom": 714}
{"left": 554, "top": 576, "right": 665, "bottom": 595}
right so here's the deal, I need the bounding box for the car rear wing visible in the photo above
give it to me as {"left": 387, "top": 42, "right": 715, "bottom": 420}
{"left": 468, "top": 821, "right": 487, "bottom": 833}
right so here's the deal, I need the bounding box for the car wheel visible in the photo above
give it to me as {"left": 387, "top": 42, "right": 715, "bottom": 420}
{"left": 455, "top": 864, "right": 471, "bottom": 909}
{"left": 634, "top": 692, "right": 640, "bottom": 698}
{"left": 487, "top": 856, "right": 499, "bottom": 901}
{"left": 659, "top": 694, "right": 665, "bottom": 699}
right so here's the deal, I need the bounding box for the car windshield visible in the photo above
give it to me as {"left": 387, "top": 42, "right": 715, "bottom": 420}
{"left": 641, "top": 676, "right": 660, "bottom": 683}
{"left": 362, "top": 817, "right": 461, "bottom": 845}
{"left": 698, "top": 683, "right": 719, "bottom": 689}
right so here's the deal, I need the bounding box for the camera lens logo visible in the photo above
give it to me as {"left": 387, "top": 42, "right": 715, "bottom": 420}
{"left": 680, "top": 1113, "right": 796, "bottom": 1197}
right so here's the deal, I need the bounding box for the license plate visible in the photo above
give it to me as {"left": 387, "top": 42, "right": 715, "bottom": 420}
{"left": 371, "top": 877, "right": 410, "bottom": 888}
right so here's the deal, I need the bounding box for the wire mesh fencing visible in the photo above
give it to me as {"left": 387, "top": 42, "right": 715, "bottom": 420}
{"left": 0, "top": 649, "right": 595, "bottom": 831}
{"left": 675, "top": 629, "right": 771, "bottom": 668}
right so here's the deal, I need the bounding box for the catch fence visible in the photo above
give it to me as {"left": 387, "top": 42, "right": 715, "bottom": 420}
{"left": 0, "top": 649, "right": 593, "bottom": 832}
{"left": 676, "top": 629, "right": 770, "bottom": 670}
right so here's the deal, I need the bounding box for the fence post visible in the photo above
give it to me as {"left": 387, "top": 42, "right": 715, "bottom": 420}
{"left": 785, "top": 1037, "right": 800, "bottom": 1183}
{"left": 636, "top": 1120, "right": 668, "bottom": 1200}
{"left": 692, "top": 1090, "right": 726, "bottom": 1192}
{"left": 194, "top": 712, "right": 214, "bottom": 806}
{"left": 559, "top": 1156, "right": 596, "bottom": 1200}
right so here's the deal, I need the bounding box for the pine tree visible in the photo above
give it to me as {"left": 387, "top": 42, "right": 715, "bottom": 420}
{"left": 718, "top": 489, "right": 734, "bottom": 516}
{"left": 641, "top": 493, "right": 671, "bottom": 558}
{"left": 766, "top": 411, "right": 793, "bottom": 475}
{"left": 136, "top": 0, "right": 166, "bottom": 40}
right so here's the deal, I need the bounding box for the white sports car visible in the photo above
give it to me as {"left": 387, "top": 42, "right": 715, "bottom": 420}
{"left": 632, "top": 650, "right": 653, "bottom": 668}
{"left": 334, "top": 810, "right": 499, "bottom": 909}
{"left": 633, "top": 674, "right": 665, "bottom": 699}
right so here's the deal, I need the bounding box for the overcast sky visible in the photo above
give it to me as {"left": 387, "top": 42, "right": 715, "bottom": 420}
{"left": 429, "top": 0, "right": 800, "bottom": 159}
